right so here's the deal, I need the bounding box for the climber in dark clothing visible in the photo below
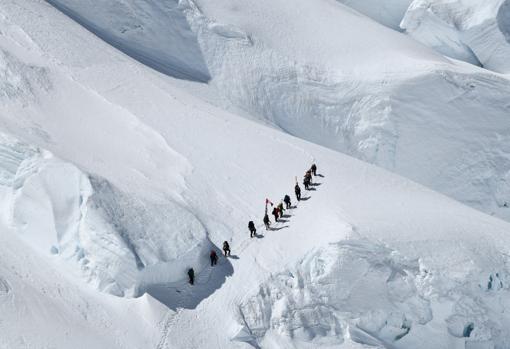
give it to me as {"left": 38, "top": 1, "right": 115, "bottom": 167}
{"left": 277, "top": 202, "right": 285, "bottom": 218}
{"left": 295, "top": 184, "right": 301, "bottom": 201}
{"left": 303, "top": 176, "right": 310, "bottom": 190}
{"left": 284, "top": 195, "right": 291, "bottom": 209}
{"left": 263, "top": 214, "right": 271, "bottom": 230}
{"left": 188, "top": 268, "right": 195, "bottom": 285}
{"left": 272, "top": 207, "right": 279, "bottom": 222}
{"left": 210, "top": 250, "right": 218, "bottom": 266}
{"left": 223, "top": 241, "right": 231, "bottom": 257}
{"left": 305, "top": 170, "right": 313, "bottom": 184}
{"left": 248, "top": 220, "right": 257, "bottom": 237}
{"left": 311, "top": 163, "right": 317, "bottom": 176}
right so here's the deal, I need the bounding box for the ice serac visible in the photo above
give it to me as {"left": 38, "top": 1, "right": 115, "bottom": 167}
{"left": 0, "top": 132, "right": 210, "bottom": 297}
{"left": 401, "top": 0, "right": 510, "bottom": 73}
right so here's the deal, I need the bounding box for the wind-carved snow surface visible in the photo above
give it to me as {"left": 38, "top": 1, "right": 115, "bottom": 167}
{"left": 0, "top": 132, "right": 210, "bottom": 297}
{"left": 239, "top": 239, "right": 510, "bottom": 348}
{"left": 401, "top": 0, "right": 510, "bottom": 73}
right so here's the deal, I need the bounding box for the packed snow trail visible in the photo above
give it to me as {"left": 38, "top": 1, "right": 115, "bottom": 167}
{"left": 146, "top": 166, "right": 320, "bottom": 313}
{"left": 154, "top": 170, "right": 334, "bottom": 349}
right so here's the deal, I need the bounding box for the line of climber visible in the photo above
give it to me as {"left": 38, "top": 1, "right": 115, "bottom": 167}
{"left": 187, "top": 163, "right": 319, "bottom": 285}
{"left": 261, "top": 163, "right": 318, "bottom": 232}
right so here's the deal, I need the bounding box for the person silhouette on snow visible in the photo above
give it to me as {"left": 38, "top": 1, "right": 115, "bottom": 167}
{"left": 223, "top": 241, "right": 231, "bottom": 257}
{"left": 263, "top": 214, "right": 271, "bottom": 230}
{"left": 188, "top": 268, "right": 195, "bottom": 285}
{"left": 305, "top": 170, "right": 313, "bottom": 184}
{"left": 210, "top": 250, "right": 218, "bottom": 266}
{"left": 311, "top": 163, "right": 317, "bottom": 176}
{"left": 284, "top": 194, "right": 291, "bottom": 209}
{"left": 295, "top": 183, "right": 301, "bottom": 201}
{"left": 277, "top": 202, "right": 285, "bottom": 218}
{"left": 248, "top": 220, "right": 257, "bottom": 237}
{"left": 303, "top": 176, "right": 311, "bottom": 190}
{"left": 272, "top": 206, "right": 279, "bottom": 222}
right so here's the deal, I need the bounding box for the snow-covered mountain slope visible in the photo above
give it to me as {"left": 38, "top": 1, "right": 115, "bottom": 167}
{"left": 186, "top": 0, "right": 510, "bottom": 221}
{"left": 43, "top": 0, "right": 510, "bottom": 222}
{"left": 1, "top": 0, "right": 510, "bottom": 349}
{"left": 40, "top": 0, "right": 510, "bottom": 219}
{"left": 402, "top": 0, "right": 510, "bottom": 73}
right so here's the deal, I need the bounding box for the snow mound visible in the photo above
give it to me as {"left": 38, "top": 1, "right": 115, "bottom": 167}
{"left": 0, "top": 132, "right": 210, "bottom": 296}
{"left": 402, "top": 0, "right": 510, "bottom": 73}
{"left": 46, "top": 0, "right": 210, "bottom": 82}
{"left": 240, "top": 239, "right": 510, "bottom": 348}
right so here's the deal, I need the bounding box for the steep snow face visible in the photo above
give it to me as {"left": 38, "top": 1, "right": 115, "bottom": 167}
{"left": 336, "top": 0, "right": 413, "bottom": 30}
{"left": 402, "top": 0, "right": 510, "bottom": 73}
{"left": 46, "top": 0, "right": 210, "bottom": 81}
{"left": 0, "top": 132, "right": 210, "bottom": 296}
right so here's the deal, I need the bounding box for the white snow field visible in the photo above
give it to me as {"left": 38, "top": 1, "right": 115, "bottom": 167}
{"left": 44, "top": 0, "right": 510, "bottom": 222}
{"left": 0, "top": 0, "right": 510, "bottom": 349}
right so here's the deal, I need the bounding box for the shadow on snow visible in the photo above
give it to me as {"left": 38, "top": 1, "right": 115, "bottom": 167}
{"left": 144, "top": 257, "right": 234, "bottom": 311}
